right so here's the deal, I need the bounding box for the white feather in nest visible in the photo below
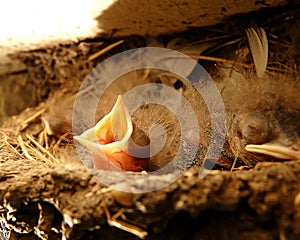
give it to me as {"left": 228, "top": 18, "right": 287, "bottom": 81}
{"left": 245, "top": 27, "right": 268, "bottom": 78}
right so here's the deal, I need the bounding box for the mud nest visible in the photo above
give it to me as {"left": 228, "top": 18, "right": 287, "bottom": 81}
{"left": 1, "top": 6, "right": 300, "bottom": 240}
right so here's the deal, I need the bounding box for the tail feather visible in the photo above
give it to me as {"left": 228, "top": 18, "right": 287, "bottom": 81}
{"left": 245, "top": 27, "right": 268, "bottom": 78}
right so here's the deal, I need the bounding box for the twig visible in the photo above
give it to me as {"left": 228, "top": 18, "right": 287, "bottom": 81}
{"left": 267, "top": 62, "right": 299, "bottom": 74}
{"left": 37, "top": 130, "right": 44, "bottom": 147}
{"left": 189, "top": 55, "right": 250, "bottom": 68}
{"left": 189, "top": 55, "right": 299, "bottom": 75}
{"left": 43, "top": 128, "right": 49, "bottom": 149}
{"left": 111, "top": 209, "right": 126, "bottom": 221}
{"left": 0, "top": 131, "right": 22, "bottom": 158}
{"left": 266, "top": 67, "right": 299, "bottom": 74}
{"left": 88, "top": 40, "right": 124, "bottom": 61}
{"left": 24, "top": 142, "right": 52, "bottom": 165}
{"left": 230, "top": 156, "right": 239, "bottom": 171}
{"left": 18, "top": 108, "right": 45, "bottom": 132}
{"left": 17, "top": 135, "right": 35, "bottom": 161}
{"left": 26, "top": 133, "right": 60, "bottom": 164}
{"left": 204, "top": 37, "right": 242, "bottom": 55}
{"left": 53, "top": 132, "right": 70, "bottom": 149}
{"left": 101, "top": 202, "right": 148, "bottom": 239}
{"left": 231, "top": 142, "right": 240, "bottom": 171}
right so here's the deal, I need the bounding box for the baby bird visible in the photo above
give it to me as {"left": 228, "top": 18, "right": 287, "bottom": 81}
{"left": 72, "top": 69, "right": 208, "bottom": 172}
{"left": 74, "top": 95, "right": 150, "bottom": 171}
{"left": 214, "top": 27, "right": 300, "bottom": 166}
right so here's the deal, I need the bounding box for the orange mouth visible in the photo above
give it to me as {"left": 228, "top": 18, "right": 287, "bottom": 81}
{"left": 74, "top": 95, "right": 149, "bottom": 172}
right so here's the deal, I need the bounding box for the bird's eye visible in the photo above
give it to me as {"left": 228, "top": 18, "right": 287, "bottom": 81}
{"left": 155, "top": 78, "right": 162, "bottom": 84}
{"left": 238, "top": 112, "right": 272, "bottom": 144}
{"left": 173, "top": 80, "right": 184, "bottom": 90}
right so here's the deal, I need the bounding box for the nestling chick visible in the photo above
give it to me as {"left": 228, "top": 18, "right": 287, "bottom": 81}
{"left": 215, "top": 27, "right": 300, "bottom": 166}
{"left": 74, "top": 95, "right": 151, "bottom": 171}
{"left": 73, "top": 69, "right": 208, "bottom": 172}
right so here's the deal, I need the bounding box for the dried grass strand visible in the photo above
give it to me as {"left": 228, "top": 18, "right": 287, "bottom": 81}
{"left": 18, "top": 108, "right": 45, "bottom": 132}
{"left": 26, "top": 133, "right": 60, "bottom": 164}
{"left": 24, "top": 142, "right": 52, "bottom": 164}
{"left": 17, "top": 135, "right": 35, "bottom": 161}
{"left": 189, "top": 55, "right": 250, "bottom": 68}
{"left": 102, "top": 202, "right": 147, "bottom": 239}
{"left": 53, "top": 132, "right": 70, "bottom": 149}
{"left": 0, "top": 131, "right": 23, "bottom": 158}
{"left": 88, "top": 40, "right": 124, "bottom": 61}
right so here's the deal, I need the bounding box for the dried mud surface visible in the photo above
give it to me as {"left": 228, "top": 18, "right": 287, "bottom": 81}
{"left": 1, "top": 154, "right": 300, "bottom": 239}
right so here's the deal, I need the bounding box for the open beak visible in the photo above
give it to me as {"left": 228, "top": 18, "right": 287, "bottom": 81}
{"left": 74, "top": 95, "right": 149, "bottom": 172}
{"left": 245, "top": 141, "right": 300, "bottom": 160}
